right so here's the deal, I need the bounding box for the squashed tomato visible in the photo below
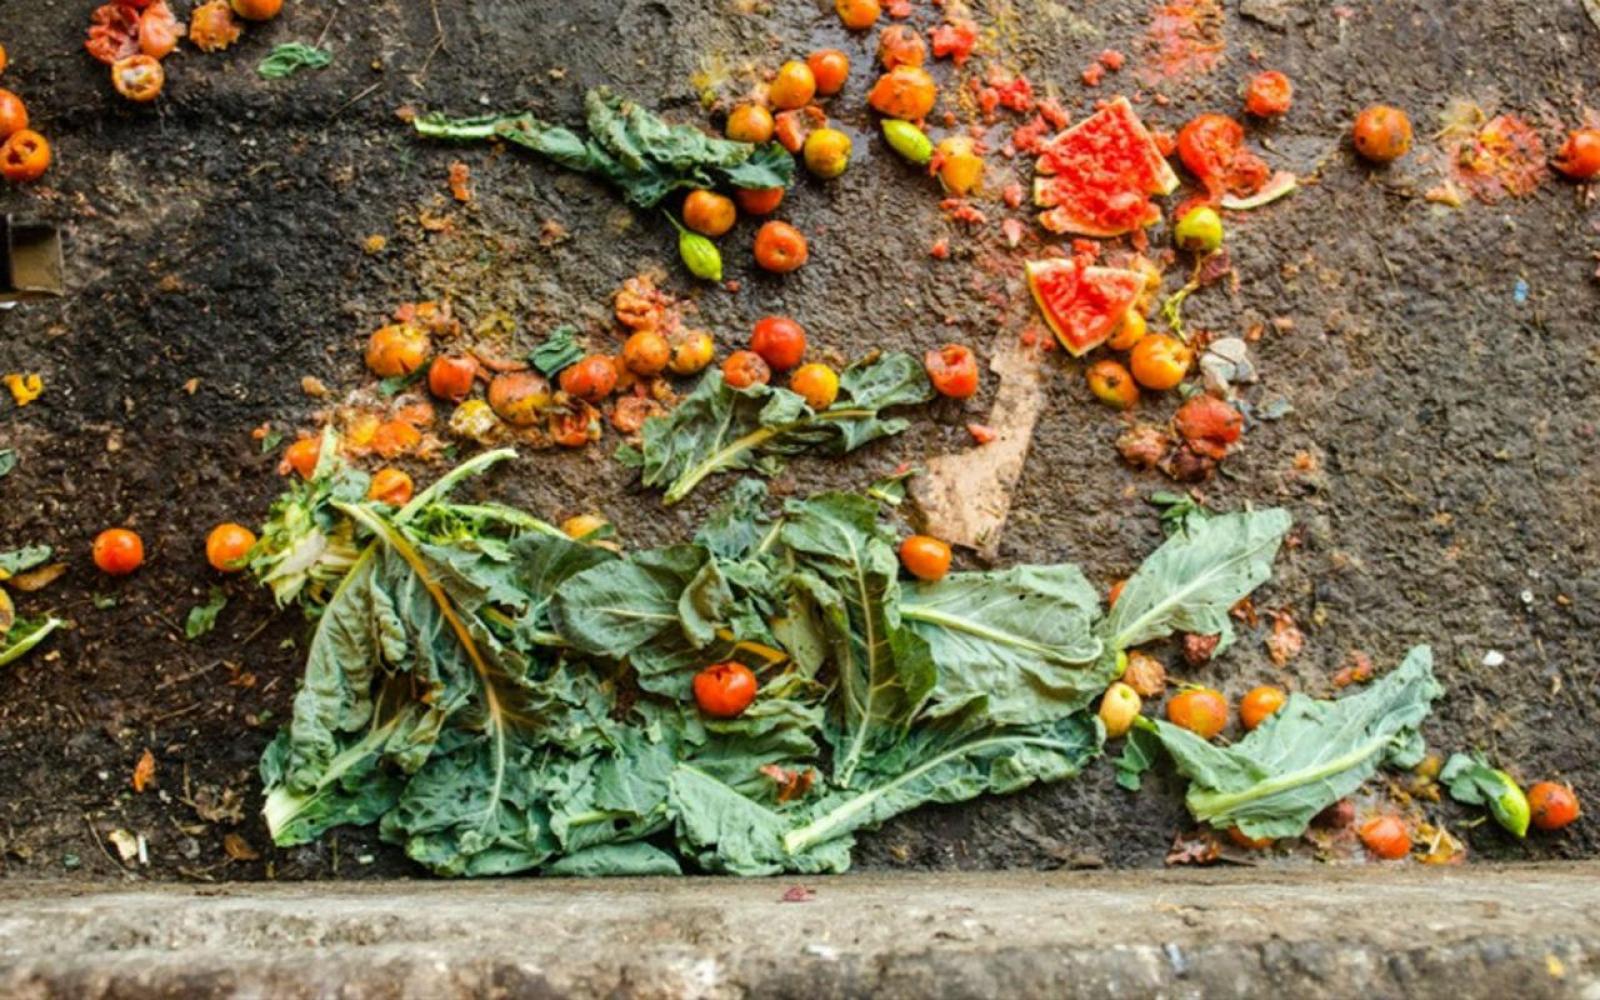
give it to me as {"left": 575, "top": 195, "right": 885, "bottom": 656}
{"left": 1528, "top": 782, "right": 1581, "bottom": 831}
{"left": 807, "top": 49, "right": 850, "bottom": 96}
{"left": 1553, "top": 127, "right": 1600, "bottom": 181}
{"left": 205, "top": 522, "right": 256, "bottom": 572}
{"left": 1351, "top": 105, "right": 1412, "bottom": 164}
{"left": 0, "top": 129, "right": 51, "bottom": 183}
{"left": 93, "top": 528, "right": 145, "bottom": 576}
{"left": 769, "top": 60, "right": 817, "bottom": 111}
{"left": 188, "top": 0, "right": 242, "bottom": 53}
{"left": 1166, "top": 688, "right": 1228, "bottom": 740}
{"left": 835, "top": 0, "right": 881, "bottom": 30}
{"left": 488, "top": 371, "right": 552, "bottom": 426}
{"left": 877, "top": 25, "right": 926, "bottom": 70}
{"left": 548, "top": 400, "right": 598, "bottom": 448}
{"left": 682, "top": 189, "right": 736, "bottom": 237}
{"left": 750, "top": 315, "right": 807, "bottom": 371}
{"left": 86, "top": 3, "right": 141, "bottom": 64}
{"left": 367, "top": 467, "right": 415, "bottom": 506}
{"left": 371, "top": 419, "right": 421, "bottom": 458}
{"left": 1129, "top": 333, "right": 1192, "bottom": 391}
{"left": 427, "top": 355, "right": 478, "bottom": 402}
{"left": 773, "top": 106, "right": 824, "bottom": 154}
{"left": 610, "top": 394, "right": 662, "bottom": 435}
{"left": 139, "top": 2, "right": 184, "bottom": 59}
{"left": 899, "top": 534, "right": 952, "bottom": 581}
{"left": 924, "top": 343, "right": 979, "bottom": 399}
{"left": 721, "top": 350, "right": 772, "bottom": 389}
{"left": 868, "top": 66, "right": 937, "bottom": 121}
{"left": 693, "top": 662, "right": 759, "bottom": 718}
{"left": 1086, "top": 359, "right": 1139, "bottom": 410}
{"left": 559, "top": 354, "right": 619, "bottom": 403}
{"left": 622, "top": 330, "right": 671, "bottom": 376}
{"left": 1173, "top": 394, "right": 1242, "bottom": 459}
{"left": 1177, "top": 113, "right": 1270, "bottom": 197}
{"left": 789, "top": 363, "right": 839, "bottom": 410}
{"left": 0, "top": 89, "right": 28, "bottom": 139}
{"left": 366, "top": 323, "right": 430, "bottom": 378}
{"left": 1244, "top": 71, "right": 1293, "bottom": 118}
{"left": 725, "top": 103, "right": 774, "bottom": 144}
{"left": 230, "top": 0, "right": 283, "bottom": 20}
{"left": 1359, "top": 815, "right": 1411, "bottom": 860}
{"left": 753, "top": 220, "right": 809, "bottom": 272}
{"left": 1238, "top": 685, "right": 1287, "bottom": 731}
{"left": 282, "top": 435, "right": 320, "bottom": 478}
{"left": 111, "top": 54, "right": 164, "bottom": 102}
{"left": 934, "top": 135, "right": 983, "bottom": 195}
{"left": 734, "top": 186, "right": 784, "bottom": 216}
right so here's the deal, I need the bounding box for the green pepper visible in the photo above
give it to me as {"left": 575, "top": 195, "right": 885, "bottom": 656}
{"left": 1488, "top": 775, "right": 1531, "bottom": 838}
{"left": 668, "top": 214, "right": 723, "bottom": 282}
{"left": 881, "top": 119, "right": 933, "bottom": 166}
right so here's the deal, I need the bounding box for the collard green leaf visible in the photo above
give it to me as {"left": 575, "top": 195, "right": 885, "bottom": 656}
{"left": 1099, "top": 508, "right": 1291, "bottom": 655}
{"left": 904, "top": 565, "right": 1107, "bottom": 725}
{"left": 257, "top": 42, "right": 332, "bottom": 79}
{"left": 1143, "top": 646, "right": 1441, "bottom": 838}
{"left": 184, "top": 587, "right": 228, "bottom": 639}
{"left": 542, "top": 841, "right": 681, "bottom": 877}
{"left": 1440, "top": 751, "right": 1530, "bottom": 838}
{"left": 0, "top": 449, "right": 15, "bottom": 477}
{"left": 0, "top": 545, "right": 53, "bottom": 577}
{"left": 549, "top": 545, "right": 725, "bottom": 659}
{"left": 530, "top": 326, "right": 585, "bottom": 377}
{"left": 1114, "top": 726, "right": 1162, "bottom": 791}
{"left": 669, "top": 764, "right": 851, "bottom": 876}
{"left": 694, "top": 478, "right": 774, "bottom": 561}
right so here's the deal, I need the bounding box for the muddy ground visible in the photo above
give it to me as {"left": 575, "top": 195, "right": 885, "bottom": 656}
{"left": 0, "top": 0, "right": 1596, "bottom": 882}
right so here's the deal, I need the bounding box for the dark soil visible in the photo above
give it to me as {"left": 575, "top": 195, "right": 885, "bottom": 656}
{"left": 1, "top": 0, "right": 1596, "bottom": 882}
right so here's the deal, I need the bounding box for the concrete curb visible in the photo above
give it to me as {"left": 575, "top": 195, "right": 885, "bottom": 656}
{"left": 3, "top": 865, "right": 1598, "bottom": 998}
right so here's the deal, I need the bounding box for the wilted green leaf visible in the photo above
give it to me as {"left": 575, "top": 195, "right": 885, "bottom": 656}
{"left": 184, "top": 588, "right": 228, "bottom": 639}
{"left": 257, "top": 42, "right": 332, "bottom": 80}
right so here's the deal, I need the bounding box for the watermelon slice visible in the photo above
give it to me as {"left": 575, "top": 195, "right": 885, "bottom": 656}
{"left": 1026, "top": 257, "right": 1145, "bottom": 356}
{"left": 1033, "top": 97, "right": 1178, "bottom": 237}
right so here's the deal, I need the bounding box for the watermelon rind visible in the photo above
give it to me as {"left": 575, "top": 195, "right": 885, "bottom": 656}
{"left": 1220, "top": 170, "right": 1297, "bottom": 211}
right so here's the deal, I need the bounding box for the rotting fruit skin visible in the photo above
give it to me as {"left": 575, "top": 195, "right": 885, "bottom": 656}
{"left": 488, "top": 371, "right": 552, "bottom": 427}
{"left": 367, "top": 468, "right": 415, "bottom": 507}
{"left": 1086, "top": 359, "right": 1139, "bottom": 410}
{"left": 693, "top": 662, "right": 759, "bottom": 718}
{"left": 1244, "top": 71, "right": 1293, "bottom": 118}
{"left": 1352, "top": 105, "right": 1413, "bottom": 164}
{"left": 366, "top": 324, "right": 430, "bottom": 379}
{"left": 1121, "top": 650, "right": 1166, "bottom": 697}
{"left": 721, "top": 350, "right": 772, "bottom": 390}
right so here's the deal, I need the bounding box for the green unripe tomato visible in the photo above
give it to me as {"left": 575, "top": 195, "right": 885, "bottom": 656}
{"left": 1174, "top": 205, "right": 1224, "bottom": 254}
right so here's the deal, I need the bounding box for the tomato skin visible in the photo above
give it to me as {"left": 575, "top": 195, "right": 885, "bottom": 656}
{"left": 1352, "top": 105, "right": 1412, "bottom": 163}
{"left": 548, "top": 400, "right": 599, "bottom": 448}
{"left": 1166, "top": 688, "right": 1228, "bottom": 740}
{"left": 835, "top": 0, "right": 881, "bottom": 30}
{"left": 0, "top": 89, "right": 28, "bottom": 140}
{"left": 807, "top": 49, "right": 850, "bottom": 96}
{"left": 899, "top": 534, "right": 952, "bottom": 581}
{"left": 559, "top": 355, "right": 619, "bottom": 403}
{"left": 769, "top": 61, "right": 817, "bottom": 111}
{"left": 1121, "top": 650, "right": 1166, "bottom": 698}
{"left": 230, "top": 0, "right": 283, "bottom": 21}
{"left": 282, "top": 436, "right": 320, "bottom": 479}
{"left": 877, "top": 25, "right": 927, "bottom": 70}
{"left": 803, "top": 128, "right": 852, "bottom": 179}
{"left": 205, "top": 522, "right": 256, "bottom": 572}
{"left": 366, "top": 323, "right": 430, "bottom": 378}
{"left": 139, "top": 3, "right": 183, "bottom": 59}
{"left": 622, "top": 330, "right": 671, "bottom": 376}
{"left": 111, "top": 55, "right": 164, "bottom": 103}
{"left": 721, "top": 350, "right": 772, "bottom": 390}
{"left": 93, "top": 528, "right": 145, "bottom": 576}
{"left": 1238, "top": 685, "right": 1287, "bottom": 731}
{"left": 734, "top": 186, "right": 784, "bottom": 216}
{"left": 1107, "top": 579, "right": 1126, "bottom": 608}
{"left": 1086, "top": 359, "right": 1139, "bottom": 410}
{"left": 750, "top": 316, "right": 807, "bottom": 371}
{"left": 427, "top": 355, "right": 478, "bottom": 402}
{"left": 1553, "top": 128, "right": 1600, "bottom": 181}
{"left": 668, "top": 329, "right": 716, "bottom": 375}
{"left": 868, "top": 66, "right": 937, "bottom": 121}
{"left": 1244, "top": 71, "right": 1293, "bottom": 118}
{"left": 189, "top": 1, "right": 241, "bottom": 52}
{"left": 488, "top": 371, "right": 552, "bottom": 426}
{"left": 789, "top": 363, "right": 839, "bottom": 410}
{"left": 753, "top": 221, "right": 809, "bottom": 273}
{"left": 693, "top": 662, "right": 759, "bottom": 718}
{"left": 725, "top": 103, "right": 774, "bottom": 144}
{"left": 1528, "top": 782, "right": 1581, "bottom": 831}
{"left": 682, "top": 189, "right": 736, "bottom": 237}
{"left": 86, "top": 3, "right": 141, "bottom": 64}
{"left": 370, "top": 419, "right": 421, "bottom": 459}
{"left": 773, "top": 108, "right": 822, "bottom": 154}
{"left": 0, "top": 129, "right": 50, "bottom": 183}
{"left": 1226, "top": 827, "right": 1274, "bottom": 851}
{"left": 924, "top": 344, "right": 980, "bottom": 399}
{"left": 1359, "top": 815, "right": 1412, "bottom": 860}
{"left": 365, "top": 467, "right": 414, "bottom": 506}
{"left": 1129, "top": 333, "right": 1192, "bottom": 391}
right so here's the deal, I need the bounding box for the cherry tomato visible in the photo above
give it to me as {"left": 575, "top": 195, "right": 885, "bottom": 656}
{"left": 230, "top": 0, "right": 283, "bottom": 21}
{"left": 1359, "top": 815, "right": 1411, "bottom": 860}
{"left": 750, "top": 316, "right": 807, "bottom": 371}
{"left": 1244, "top": 71, "right": 1293, "bottom": 118}
{"left": 721, "top": 350, "right": 772, "bottom": 389}
{"left": 725, "top": 103, "right": 774, "bottom": 144}
{"left": 668, "top": 329, "right": 716, "bottom": 375}
{"left": 769, "top": 61, "right": 817, "bottom": 112}
{"left": 1107, "top": 308, "right": 1147, "bottom": 352}
{"left": 868, "top": 66, "right": 937, "bottom": 121}
{"left": 807, "top": 49, "right": 850, "bottom": 96}
{"left": 548, "top": 399, "right": 598, "bottom": 448}
{"left": 899, "top": 534, "right": 952, "bottom": 581}
{"left": 86, "top": 3, "right": 141, "bottom": 64}
{"left": 111, "top": 55, "right": 164, "bottom": 103}
{"left": 734, "top": 186, "right": 785, "bottom": 216}
{"left": 366, "top": 323, "right": 430, "bottom": 378}
{"left": 1553, "top": 127, "right": 1600, "bottom": 181}
{"left": 371, "top": 419, "right": 421, "bottom": 459}
{"left": 753, "top": 220, "right": 809, "bottom": 273}
{"left": 139, "top": 3, "right": 183, "bottom": 59}
{"left": 1166, "top": 688, "right": 1228, "bottom": 740}
{"left": 693, "top": 661, "right": 759, "bottom": 718}
{"left": 93, "top": 528, "right": 145, "bottom": 576}
{"left": 188, "top": 0, "right": 241, "bottom": 53}
{"left": 1352, "top": 105, "right": 1412, "bottom": 164}
{"left": 1239, "top": 685, "right": 1287, "bottom": 731}
{"left": 488, "top": 371, "right": 552, "bottom": 426}
{"left": 561, "top": 513, "right": 608, "bottom": 540}
{"left": 1129, "top": 333, "right": 1192, "bottom": 391}
{"left": 803, "top": 127, "right": 852, "bottom": 179}
{"left": 935, "top": 135, "right": 984, "bottom": 195}
{"left": 282, "top": 436, "right": 320, "bottom": 479}
{"left": 877, "top": 25, "right": 927, "bottom": 70}
{"left": 0, "top": 129, "right": 50, "bottom": 183}
{"left": 924, "top": 344, "right": 980, "bottom": 399}
{"left": 426, "top": 355, "right": 478, "bottom": 402}
{"left": 789, "top": 363, "right": 839, "bottom": 410}
{"left": 835, "top": 0, "right": 881, "bottom": 30}
{"left": 682, "top": 189, "right": 736, "bottom": 237}
{"left": 1121, "top": 650, "right": 1166, "bottom": 698}
{"left": 1098, "top": 681, "right": 1142, "bottom": 739}
{"left": 206, "top": 522, "right": 257, "bottom": 572}
{"left": 1528, "top": 782, "right": 1581, "bottom": 831}
{"left": 1085, "top": 359, "right": 1139, "bottom": 410}
{"left": 0, "top": 89, "right": 28, "bottom": 140}
{"left": 622, "top": 330, "right": 671, "bottom": 376}
{"left": 1226, "top": 827, "right": 1274, "bottom": 851}
{"left": 0, "top": 44, "right": 8, "bottom": 77}
{"left": 367, "top": 467, "right": 415, "bottom": 506}
{"left": 559, "top": 354, "right": 619, "bottom": 403}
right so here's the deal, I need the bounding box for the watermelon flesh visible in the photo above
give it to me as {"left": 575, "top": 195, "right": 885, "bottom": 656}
{"left": 1026, "top": 257, "right": 1146, "bottom": 356}
{"left": 1033, "top": 97, "right": 1178, "bottom": 237}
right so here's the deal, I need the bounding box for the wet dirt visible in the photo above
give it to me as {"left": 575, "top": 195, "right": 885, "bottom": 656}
{"left": 0, "top": 0, "right": 1596, "bottom": 882}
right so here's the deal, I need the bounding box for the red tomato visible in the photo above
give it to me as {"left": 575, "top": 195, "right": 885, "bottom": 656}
{"left": 693, "top": 662, "right": 759, "bottom": 717}
{"left": 750, "top": 316, "right": 807, "bottom": 371}
{"left": 558, "top": 354, "right": 619, "bottom": 403}
{"left": 1244, "top": 71, "right": 1293, "bottom": 118}
{"left": 205, "top": 522, "right": 256, "bottom": 572}
{"left": 1553, "top": 127, "right": 1600, "bottom": 181}
{"left": 1166, "top": 688, "right": 1228, "bottom": 740}
{"left": 0, "top": 129, "right": 51, "bottom": 183}
{"left": 721, "top": 350, "right": 772, "bottom": 389}
{"left": 899, "top": 534, "right": 952, "bottom": 581}
{"left": 1528, "top": 782, "right": 1581, "bottom": 831}
{"left": 0, "top": 89, "right": 28, "bottom": 140}
{"left": 807, "top": 49, "right": 850, "bottom": 97}
{"left": 427, "top": 355, "right": 478, "bottom": 402}
{"left": 1359, "top": 815, "right": 1411, "bottom": 860}
{"left": 734, "top": 186, "right": 785, "bottom": 216}
{"left": 924, "top": 344, "right": 980, "bottom": 399}
{"left": 93, "top": 528, "right": 145, "bottom": 576}
{"left": 86, "top": 3, "right": 141, "bottom": 65}
{"left": 753, "top": 221, "right": 809, "bottom": 273}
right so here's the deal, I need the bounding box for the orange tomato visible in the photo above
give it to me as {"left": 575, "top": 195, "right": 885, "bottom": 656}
{"left": 1226, "top": 827, "right": 1274, "bottom": 851}
{"left": 877, "top": 25, "right": 927, "bottom": 69}
{"left": 721, "top": 350, "right": 772, "bottom": 389}
{"left": 753, "top": 221, "right": 809, "bottom": 273}
{"left": 0, "top": 43, "right": 8, "bottom": 76}
{"left": 769, "top": 60, "right": 817, "bottom": 111}
{"left": 668, "top": 330, "right": 716, "bottom": 375}
{"left": 559, "top": 355, "right": 619, "bottom": 403}
{"left": 488, "top": 371, "right": 552, "bottom": 426}
{"left": 111, "top": 55, "right": 164, "bottom": 103}
{"left": 807, "top": 49, "right": 850, "bottom": 96}
{"left": 1239, "top": 685, "right": 1287, "bottom": 731}
{"left": 1359, "top": 815, "right": 1411, "bottom": 860}
{"left": 1085, "top": 359, "right": 1139, "bottom": 410}
{"left": 693, "top": 662, "right": 759, "bottom": 718}
{"left": 371, "top": 420, "right": 421, "bottom": 458}
{"left": 93, "top": 528, "right": 145, "bottom": 576}
{"left": 935, "top": 136, "right": 983, "bottom": 195}
{"left": 899, "top": 534, "right": 953, "bottom": 581}
{"left": 205, "top": 522, "right": 257, "bottom": 572}
{"left": 1352, "top": 105, "right": 1412, "bottom": 163}
{"left": 1128, "top": 333, "right": 1192, "bottom": 391}
{"left": 1107, "top": 308, "right": 1147, "bottom": 352}
{"left": 548, "top": 399, "right": 598, "bottom": 448}
{"left": 282, "top": 436, "right": 321, "bottom": 479}
{"left": 1107, "top": 578, "right": 1126, "bottom": 608}
{"left": 682, "top": 189, "right": 736, "bottom": 237}
{"left": 1553, "top": 127, "right": 1600, "bottom": 181}
{"left": 1528, "top": 782, "right": 1581, "bottom": 831}
{"left": 367, "top": 467, "right": 415, "bottom": 506}
{"left": 924, "top": 344, "right": 979, "bottom": 399}
{"left": 622, "top": 330, "right": 671, "bottom": 376}
{"left": 1166, "top": 688, "right": 1228, "bottom": 740}
{"left": 366, "top": 323, "right": 430, "bottom": 378}
{"left": 734, "top": 186, "right": 784, "bottom": 216}
{"left": 188, "top": 0, "right": 241, "bottom": 52}
{"left": 835, "top": 0, "right": 881, "bottom": 30}
{"left": 138, "top": 3, "right": 183, "bottom": 59}
{"left": 561, "top": 513, "right": 608, "bottom": 540}
{"left": 789, "top": 363, "right": 839, "bottom": 410}
{"left": 802, "top": 127, "right": 852, "bottom": 179}
{"left": 1244, "top": 71, "right": 1293, "bottom": 118}
{"left": 427, "top": 355, "right": 478, "bottom": 402}
{"left": 0, "top": 89, "right": 28, "bottom": 139}
{"left": 230, "top": 0, "right": 283, "bottom": 21}
{"left": 725, "top": 103, "right": 774, "bottom": 144}
{"left": 867, "top": 66, "right": 937, "bottom": 121}
{"left": 0, "top": 129, "right": 50, "bottom": 183}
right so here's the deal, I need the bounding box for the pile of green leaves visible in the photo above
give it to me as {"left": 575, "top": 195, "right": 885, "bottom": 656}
{"left": 414, "top": 88, "right": 795, "bottom": 209}
{"left": 259, "top": 451, "right": 1298, "bottom": 876}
